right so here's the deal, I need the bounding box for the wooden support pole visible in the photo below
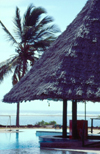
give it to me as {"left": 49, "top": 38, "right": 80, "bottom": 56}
{"left": 16, "top": 102, "right": 20, "bottom": 127}
{"left": 91, "top": 118, "right": 93, "bottom": 133}
{"left": 85, "top": 101, "right": 86, "bottom": 120}
{"left": 63, "top": 99, "right": 67, "bottom": 138}
{"left": 72, "top": 100, "right": 78, "bottom": 139}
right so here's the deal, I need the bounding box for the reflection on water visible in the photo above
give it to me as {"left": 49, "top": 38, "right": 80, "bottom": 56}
{"left": 0, "top": 129, "right": 39, "bottom": 150}
{"left": 16, "top": 132, "right": 19, "bottom": 148}
{"left": 0, "top": 148, "right": 96, "bottom": 154}
{"left": 0, "top": 129, "right": 97, "bottom": 154}
{"left": 40, "top": 149, "right": 95, "bottom": 154}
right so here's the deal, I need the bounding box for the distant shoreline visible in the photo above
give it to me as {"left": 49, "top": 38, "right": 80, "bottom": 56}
{"left": 0, "top": 114, "right": 99, "bottom": 117}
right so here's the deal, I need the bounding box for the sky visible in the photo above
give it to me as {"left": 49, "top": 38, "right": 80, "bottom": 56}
{"left": 0, "top": 0, "right": 100, "bottom": 113}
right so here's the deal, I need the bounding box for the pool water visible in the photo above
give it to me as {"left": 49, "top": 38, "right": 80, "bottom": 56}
{"left": 0, "top": 129, "right": 98, "bottom": 154}
{"left": 0, "top": 129, "right": 39, "bottom": 150}
{"left": 0, "top": 129, "right": 63, "bottom": 150}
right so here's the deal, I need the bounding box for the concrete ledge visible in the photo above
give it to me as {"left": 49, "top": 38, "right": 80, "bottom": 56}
{"left": 40, "top": 135, "right": 100, "bottom": 149}
{"left": 40, "top": 141, "right": 82, "bottom": 148}
{"left": 39, "top": 135, "right": 82, "bottom": 148}
{"left": 39, "top": 135, "right": 69, "bottom": 142}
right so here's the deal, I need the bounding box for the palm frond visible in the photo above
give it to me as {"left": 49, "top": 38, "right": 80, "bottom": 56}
{"left": 44, "top": 24, "right": 61, "bottom": 33}
{"left": 26, "top": 6, "right": 46, "bottom": 26}
{"left": 12, "top": 72, "right": 18, "bottom": 85}
{"left": 12, "top": 64, "right": 21, "bottom": 85}
{"left": 12, "top": 56, "right": 30, "bottom": 85}
{"left": 28, "top": 24, "right": 60, "bottom": 43}
{"left": 37, "top": 16, "right": 54, "bottom": 27}
{"left": 30, "top": 7, "right": 46, "bottom": 26}
{"left": 27, "top": 54, "right": 37, "bottom": 64}
{"left": 0, "top": 21, "right": 18, "bottom": 45}
{"left": 43, "top": 35, "right": 57, "bottom": 42}
{"left": 22, "top": 23, "right": 60, "bottom": 43}
{"left": 22, "top": 5, "right": 60, "bottom": 44}
{"left": 28, "top": 16, "right": 54, "bottom": 37}
{"left": 0, "top": 56, "right": 19, "bottom": 82}
{"left": 13, "top": 7, "right": 22, "bottom": 40}
{"left": 33, "top": 39, "right": 51, "bottom": 50}
{"left": 22, "top": 26, "right": 34, "bottom": 42}
{"left": 23, "top": 4, "right": 35, "bottom": 27}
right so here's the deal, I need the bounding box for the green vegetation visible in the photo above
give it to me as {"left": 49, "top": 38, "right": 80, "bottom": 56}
{"left": 35, "top": 120, "right": 57, "bottom": 126}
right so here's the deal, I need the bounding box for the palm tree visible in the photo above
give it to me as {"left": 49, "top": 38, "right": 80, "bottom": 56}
{"left": 0, "top": 4, "right": 60, "bottom": 127}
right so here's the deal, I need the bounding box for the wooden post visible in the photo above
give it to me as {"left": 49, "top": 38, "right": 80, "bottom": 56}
{"left": 91, "top": 118, "right": 93, "bottom": 133}
{"left": 72, "top": 100, "right": 78, "bottom": 139}
{"left": 63, "top": 99, "right": 67, "bottom": 138}
{"left": 16, "top": 102, "right": 20, "bottom": 127}
{"left": 85, "top": 101, "right": 86, "bottom": 120}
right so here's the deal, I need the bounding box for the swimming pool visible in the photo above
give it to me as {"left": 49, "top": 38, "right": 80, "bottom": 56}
{"left": 0, "top": 129, "right": 98, "bottom": 154}
{"left": 0, "top": 129, "right": 39, "bottom": 150}
{"left": 0, "top": 129, "right": 63, "bottom": 150}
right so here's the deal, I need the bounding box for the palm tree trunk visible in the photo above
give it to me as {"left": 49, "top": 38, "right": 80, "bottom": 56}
{"left": 16, "top": 102, "right": 20, "bottom": 127}
{"left": 16, "top": 60, "right": 26, "bottom": 127}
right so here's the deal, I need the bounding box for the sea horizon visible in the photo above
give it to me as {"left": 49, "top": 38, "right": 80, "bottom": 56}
{"left": 0, "top": 110, "right": 100, "bottom": 116}
{"left": 0, "top": 110, "right": 100, "bottom": 127}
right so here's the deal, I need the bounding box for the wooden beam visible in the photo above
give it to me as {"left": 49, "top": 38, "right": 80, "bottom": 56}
{"left": 72, "top": 100, "right": 78, "bottom": 139}
{"left": 63, "top": 99, "right": 67, "bottom": 138}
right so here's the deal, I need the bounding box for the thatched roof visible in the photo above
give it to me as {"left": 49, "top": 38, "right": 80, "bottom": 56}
{"left": 3, "top": 0, "right": 100, "bottom": 103}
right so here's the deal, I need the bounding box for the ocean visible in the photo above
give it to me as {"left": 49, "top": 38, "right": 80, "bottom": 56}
{"left": 0, "top": 110, "right": 100, "bottom": 127}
